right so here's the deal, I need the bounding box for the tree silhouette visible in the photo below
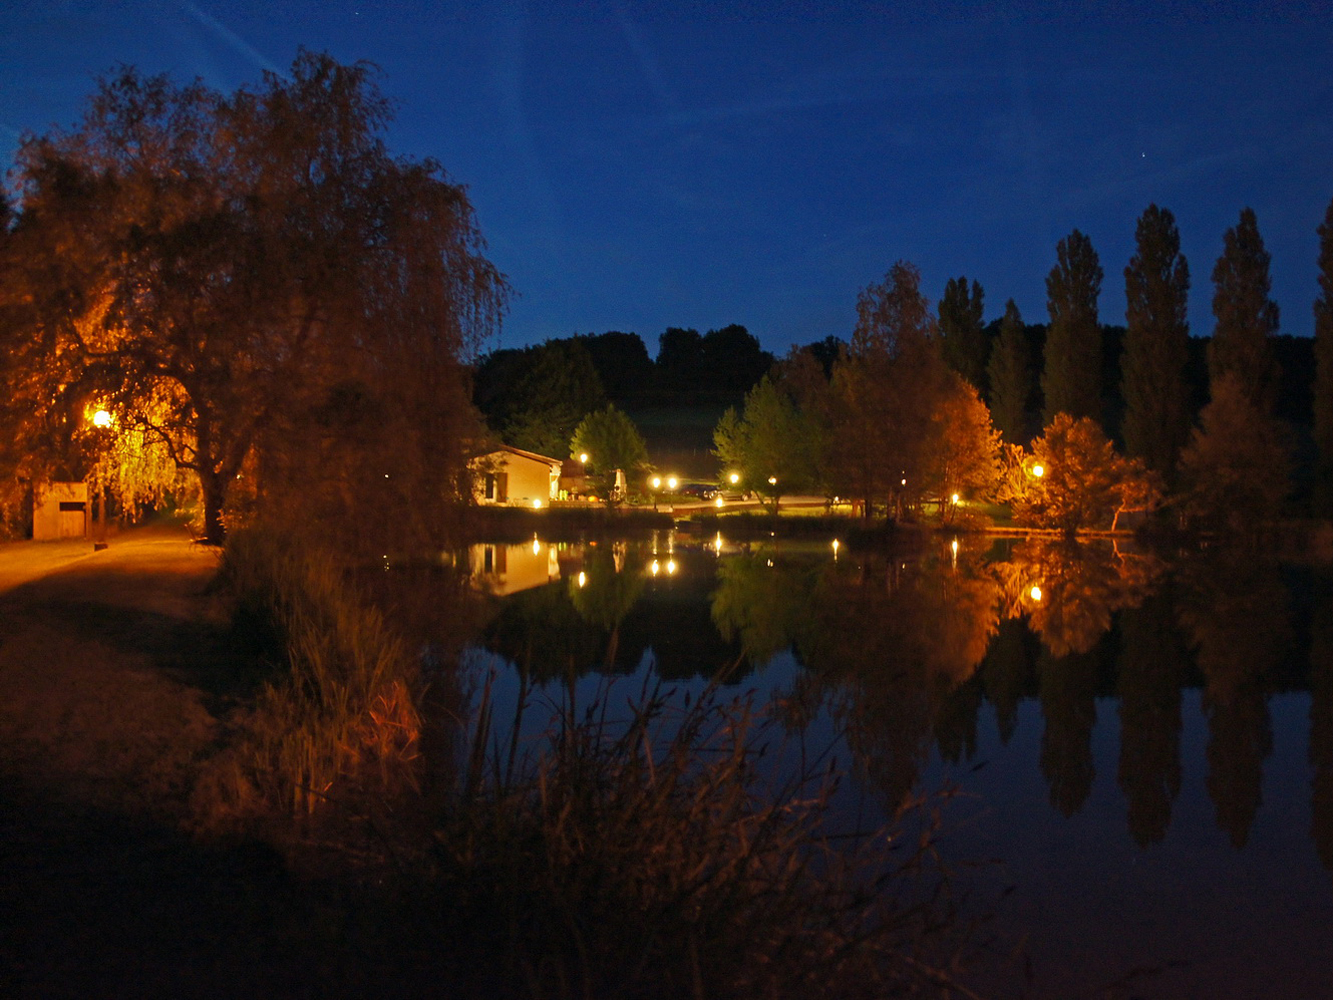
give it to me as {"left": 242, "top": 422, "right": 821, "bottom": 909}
{"left": 1043, "top": 230, "right": 1104, "bottom": 427}
{"left": 939, "top": 276, "right": 988, "bottom": 394}
{"left": 1122, "top": 204, "right": 1191, "bottom": 483}
{"left": 1314, "top": 199, "right": 1333, "bottom": 513}
{"left": 987, "top": 299, "right": 1033, "bottom": 446}
{"left": 1210, "top": 207, "right": 1279, "bottom": 412}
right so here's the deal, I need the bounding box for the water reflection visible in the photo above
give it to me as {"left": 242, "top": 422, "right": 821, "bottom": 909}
{"left": 461, "top": 533, "right": 1328, "bottom": 858}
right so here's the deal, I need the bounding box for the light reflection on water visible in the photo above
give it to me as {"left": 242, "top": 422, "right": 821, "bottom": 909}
{"left": 455, "top": 531, "right": 1333, "bottom": 998}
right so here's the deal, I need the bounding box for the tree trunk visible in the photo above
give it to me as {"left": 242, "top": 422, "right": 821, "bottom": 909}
{"left": 200, "top": 468, "right": 227, "bottom": 545}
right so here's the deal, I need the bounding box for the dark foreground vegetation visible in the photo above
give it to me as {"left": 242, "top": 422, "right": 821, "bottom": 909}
{"left": 0, "top": 528, "right": 984, "bottom": 999}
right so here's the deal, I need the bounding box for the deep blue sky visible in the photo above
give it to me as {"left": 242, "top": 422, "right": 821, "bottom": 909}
{"left": 4, "top": 2, "right": 1331, "bottom": 357}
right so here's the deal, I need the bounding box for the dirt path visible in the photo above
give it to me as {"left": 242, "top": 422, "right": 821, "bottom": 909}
{"left": 0, "top": 526, "right": 228, "bottom": 820}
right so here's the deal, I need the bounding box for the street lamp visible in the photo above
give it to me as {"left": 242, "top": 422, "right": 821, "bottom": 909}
{"left": 88, "top": 408, "right": 114, "bottom": 549}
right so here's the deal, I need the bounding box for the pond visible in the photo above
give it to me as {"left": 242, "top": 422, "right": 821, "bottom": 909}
{"left": 451, "top": 529, "right": 1333, "bottom": 999}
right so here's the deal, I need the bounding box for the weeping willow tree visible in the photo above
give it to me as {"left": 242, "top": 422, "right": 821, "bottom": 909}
{"left": 2, "top": 52, "right": 506, "bottom": 549}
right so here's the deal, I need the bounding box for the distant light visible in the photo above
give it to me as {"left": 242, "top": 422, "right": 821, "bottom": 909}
{"left": 92, "top": 410, "right": 113, "bottom": 428}
{"left": 1030, "top": 585, "right": 1042, "bottom": 602}
{"left": 767, "top": 559, "right": 773, "bottom": 568}
{"left": 951, "top": 493, "right": 959, "bottom": 504}
{"left": 532, "top": 498, "right": 543, "bottom": 509}
{"left": 651, "top": 560, "right": 660, "bottom": 576}
{"left": 666, "top": 475, "right": 678, "bottom": 490}
{"left": 666, "top": 559, "right": 676, "bottom": 575}
{"left": 767, "top": 476, "right": 777, "bottom": 485}
{"left": 577, "top": 571, "right": 586, "bottom": 588}
{"left": 651, "top": 475, "right": 662, "bottom": 489}
{"left": 951, "top": 539, "right": 959, "bottom": 555}
{"left": 714, "top": 496, "right": 724, "bottom": 508}
{"left": 832, "top": 538, "right": 840, "bottom": 554}
{"left": 714, "top": 532, "right": 723, "bottom": 554}
{"left": 579, "top": 452, "right": 589, "bottom": 464}
{"left": 1032, "top": 464, "right": 1044, "bottom": 478}
{"left": 729, "top": 472, "right": 740, "bottom": 484}
{"left": 901, "top": 477, "right": 907, "bottom": 486}
{"left": 532, "top": 536, "right": 541, "bottom": 554}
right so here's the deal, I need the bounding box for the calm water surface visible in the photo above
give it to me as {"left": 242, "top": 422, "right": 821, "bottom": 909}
{"left": 452, "top": 530, "right": 1333, "bottom": 999}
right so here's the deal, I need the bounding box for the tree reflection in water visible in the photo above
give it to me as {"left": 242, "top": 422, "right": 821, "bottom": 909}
{"left": 465, "top": 532, "right": 1322, "bottom": 853}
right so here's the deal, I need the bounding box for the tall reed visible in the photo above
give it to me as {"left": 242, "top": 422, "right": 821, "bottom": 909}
{"left": 221, "top": 529, "right": 421, "bottom": 815}
{"left": 431, "top": 675, "right": 980, "bottom": 999}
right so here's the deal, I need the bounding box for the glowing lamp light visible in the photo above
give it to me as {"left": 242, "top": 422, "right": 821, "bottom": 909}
{"left": 728, "top": 472, "right": 740, "bottom": 484}
{"left": 666, "top": 560, "right": 677, "bottom": 575}
{"left": 832, "top": 538, "right": 840, "bottom": 555}
{"left": 92, "top": 409, "right": 113, "bottom": 428}
{"left": 1030, "top": 585, "right": 1043, "bottom": 602}
{"left": 532, "top": 536, "right": 542, "bottom": 555}
{"left": 532, "top": 498, "right": 543, "bottom": 509}
{"left": 714, "top": 496, "right": 724, "bottom": 508}
{"left": 579, "top": 452, "right": 589, "bottom": 464}
{"left": 577, "top": 571, "right": 586, "bottom": 588}
{"left": 651, "top": 475, "right": 662, "bottom": 490}
{"left": 767, "top": 476, "right": 777, "bottom": 485}
{"left": 1032, "top": 464, "right": 1045, "bottom": 478}
{"left": 651, "top": 560, "right": 661, "bottom": 576}
{"left": 666, "top": 475, "right": 679, "bottom": 490}
{"left": 951, "top": 493, "right": 960, "bottom": 504}
{"left": 951, "top": 539, "right": 959, "bottom": 555}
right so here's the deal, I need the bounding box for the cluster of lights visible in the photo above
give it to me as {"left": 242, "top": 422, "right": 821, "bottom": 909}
{"left": 650, "top": 559, "right": 677, "bottom": 576}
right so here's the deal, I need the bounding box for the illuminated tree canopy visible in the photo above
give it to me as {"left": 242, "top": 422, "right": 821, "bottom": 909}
{"left": 0, "top": 52, "right": 505, "bottom": 547}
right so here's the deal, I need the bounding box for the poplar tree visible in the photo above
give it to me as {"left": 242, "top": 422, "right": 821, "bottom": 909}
{"left": 1122, "top": 205, "right": 1191, "bottom": 481}
{"left": 987, "top": 299, "right": 1032, "bottom": 445}
{"left": 1315, "top": 198, "right": 1333, "bottom": 513}
{"left": 1209, "top": 208, "right": 1279, "bottom": 411}
{"left": 1043, "top": 230, "right": 1104, "bottom": 427}
{"left": 939, "top": 276, "right": 987, "bottom": 394}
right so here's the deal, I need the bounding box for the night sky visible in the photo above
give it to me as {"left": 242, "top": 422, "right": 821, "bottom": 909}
{"left": 4, "top": 2, "right": 1331, "bottom": 356}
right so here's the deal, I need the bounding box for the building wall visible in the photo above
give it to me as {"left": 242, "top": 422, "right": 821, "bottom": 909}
{"left": 475, "top": 450, "right": 561, "bottom": 505}
{"left": 32, "top": 482, "right": 88, "bottom": 541}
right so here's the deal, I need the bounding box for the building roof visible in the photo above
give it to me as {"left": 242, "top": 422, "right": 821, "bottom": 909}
{"left": 488, "top": 444, "right": 563, "bottom": 468}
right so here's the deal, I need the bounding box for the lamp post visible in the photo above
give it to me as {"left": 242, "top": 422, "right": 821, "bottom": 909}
{"left": 91, "top": 409, "right": 113, "bottom": 550}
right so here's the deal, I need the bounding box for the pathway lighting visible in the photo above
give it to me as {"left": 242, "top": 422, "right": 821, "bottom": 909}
{"left": 650, "top": 475, "right": 662, "bottom": 490}
{"left": 579, "top": 452, "right": 589, "bottom": 464}
{"left": 1030, "top": 585, "right": 1043, "bottom": 602}
{"left": 729, "top": 472, "right": 740, "bottom": 484}
{"left": 666, "top": 475, "right": 678, "bottom": 490}
{"left": 1032, "top": 463, "right": 1044, "bottom": 478}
